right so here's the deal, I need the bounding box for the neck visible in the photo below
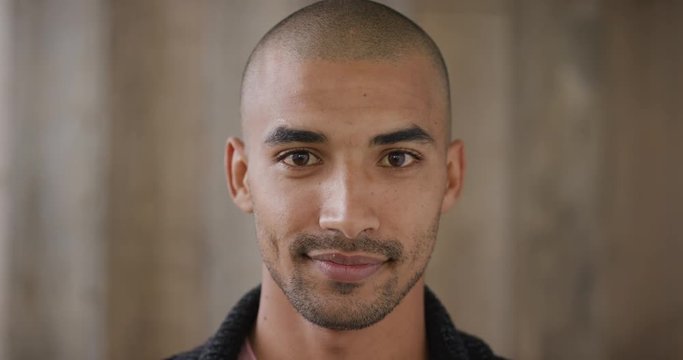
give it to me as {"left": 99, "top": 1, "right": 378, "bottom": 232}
{"left": 251, "top": 268, "right": 427, "bottom": 360}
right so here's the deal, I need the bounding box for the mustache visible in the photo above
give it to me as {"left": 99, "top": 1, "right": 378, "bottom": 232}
{"left": 290, "top": 233, "right": 404, "bottom": 261}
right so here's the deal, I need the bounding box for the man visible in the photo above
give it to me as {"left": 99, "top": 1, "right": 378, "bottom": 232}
{"left": 170, "top": 1, "right": 504, "bottom": 359}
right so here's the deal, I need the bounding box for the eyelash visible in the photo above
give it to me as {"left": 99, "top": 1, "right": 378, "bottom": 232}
{"left": 274, "top": 148, "right": 424, "bottom": 168}
{"left": 275, "top": 148, "right": 323, "bottom": 168}
{"left": 380, "top": 149, "right": 423, "bottom": 167}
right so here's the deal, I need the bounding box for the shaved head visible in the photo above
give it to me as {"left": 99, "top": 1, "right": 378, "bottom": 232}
{"left": 240, "top": 0, "right": 451, "bottom": 136}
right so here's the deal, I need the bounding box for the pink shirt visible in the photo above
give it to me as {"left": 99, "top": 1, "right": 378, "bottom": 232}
{"left": 237, "top": 338, "right": 258, "bottom": 360}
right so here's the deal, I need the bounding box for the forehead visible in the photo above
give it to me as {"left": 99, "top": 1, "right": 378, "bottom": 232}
{"left": 241, "top": 53, "right": 446, "bottom": 145}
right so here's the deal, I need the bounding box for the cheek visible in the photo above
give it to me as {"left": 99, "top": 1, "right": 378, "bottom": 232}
{"left": 374, "top": 170, "right": 445, "bottom": 252}
{"left": 250, "top": 172, "right": 321, "bottom": 234}
{"left": 379, "top": 169, "right": 446, "bottom": 217}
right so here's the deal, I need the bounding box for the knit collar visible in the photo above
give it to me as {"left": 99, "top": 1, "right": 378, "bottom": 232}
{"left": 193, "top": 285, "right": 500, "bottom": 360}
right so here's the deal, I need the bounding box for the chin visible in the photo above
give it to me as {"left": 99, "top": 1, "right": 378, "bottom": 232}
{"left": 277, "top": 265, "right": 425, "bottom": 331}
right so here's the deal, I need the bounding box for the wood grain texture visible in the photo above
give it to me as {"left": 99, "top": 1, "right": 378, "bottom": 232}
{"left": 2, "top": 1, "right": 682, "bottom": 359}
{"left": 599, "top": 0, "right": 683, "bottom": 358}
{"left": 6, "top": 1, "right": 108, "bottom": 359}
{"left": 107, "top": 1, "right": 207, "bottom": 358}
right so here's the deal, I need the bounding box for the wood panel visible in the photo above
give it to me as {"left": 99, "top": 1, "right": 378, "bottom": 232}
{"left": 600, "top": 0, "right": 683, "bottom": 358}
{"left": 6, "top": 1, "right": 108, "bottom": 359}
{"left": 0, "top": 0, "right": 12, "bottom": 358}
{"left": 513, "top": 0, "right": 603, "bottom": 358}
{"left": 514, "top": 0, "right": 683, "bottom": 359}
{"left": 106, "top": 1, "right": 208, "bottom": 358}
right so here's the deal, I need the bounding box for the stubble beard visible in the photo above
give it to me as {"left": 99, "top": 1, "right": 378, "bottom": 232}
{"left": 258, "top": 218, "right": 439, "bottom": 331}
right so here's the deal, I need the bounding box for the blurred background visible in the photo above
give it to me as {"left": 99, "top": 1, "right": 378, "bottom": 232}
{"left": 1, "top": 0, "right": 682, "bottom": 359}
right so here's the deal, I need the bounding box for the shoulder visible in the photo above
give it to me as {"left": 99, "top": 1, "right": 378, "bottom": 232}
{"left": 165, "top": 346, "right": 202, "bottom": 360}
{"left": 459, "top": 331, "right": 508, "bottom": 360}
{"left": 424, "top": 287, "right": 508, "bottom": 360}
{"left": 165, "top": 286, "right": 261, "bottom": 360}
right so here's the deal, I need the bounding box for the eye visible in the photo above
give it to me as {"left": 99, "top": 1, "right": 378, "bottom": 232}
{"left": 378, "top": 150, "right": 421, "bottom": 168}
{"left": 278, "top": 150, "right": 322, "bottom": 167}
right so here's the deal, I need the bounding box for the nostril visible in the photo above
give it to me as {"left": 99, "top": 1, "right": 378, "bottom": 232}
{"left": 319, "top": 209, "right": 380, "bottom": 240}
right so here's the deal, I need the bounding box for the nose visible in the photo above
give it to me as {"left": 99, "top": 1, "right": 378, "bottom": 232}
{"left": 318, "top": 169, "right": 380, "bottom": 239}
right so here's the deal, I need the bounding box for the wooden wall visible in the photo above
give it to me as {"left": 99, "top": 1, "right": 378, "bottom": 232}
{"left": 1, "top": 1, "right": 681, "bottom": 359}
{"left": 514, "top": 1, "right": 683, "bottom": 358}
{"left": 5, "top": 1, "right": 109, "bottom": 359}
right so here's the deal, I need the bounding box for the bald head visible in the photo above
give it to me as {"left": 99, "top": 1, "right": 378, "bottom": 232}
{"left": 241, "top": 0, "right": 451, "bottom": 128}
{"left": 242, "top": 0, "right": 449, "bottom": 84}
{"left": 247, "top": 0, "right": 447, "bottom": 63}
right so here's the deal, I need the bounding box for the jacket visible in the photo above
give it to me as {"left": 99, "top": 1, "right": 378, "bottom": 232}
{"left": 167, "top": 286, "right": 506, "bottom": 360}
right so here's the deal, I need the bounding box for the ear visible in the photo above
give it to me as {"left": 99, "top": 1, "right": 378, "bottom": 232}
{"left": 225, "top": 137, "right": 253, "bottom": 213}
{"left": 441, "top": 140, "right": 465, "bottom": 213}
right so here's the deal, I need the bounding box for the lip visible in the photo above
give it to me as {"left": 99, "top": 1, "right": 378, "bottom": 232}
{"left": 308, "top": 252, "right": 386, "bottom": 283}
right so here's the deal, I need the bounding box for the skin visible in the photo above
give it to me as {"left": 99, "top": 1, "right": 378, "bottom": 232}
{"left": 226, "top": 51, "right": 465, "bottom": 360}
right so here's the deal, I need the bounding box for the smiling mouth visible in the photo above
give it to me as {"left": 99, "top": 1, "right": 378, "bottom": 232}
{"left": 307, "top": 252, "right": 387, "bottom": 283}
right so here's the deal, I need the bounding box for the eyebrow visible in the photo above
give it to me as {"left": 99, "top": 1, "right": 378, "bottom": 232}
{"left": 263, "top": 124, "right": 435, "bottom": 147}
{"left": 264, "top": 126, "right": 328, "bottom": 145}
{"left": 370, "top": 125, "right": 435, "bottom": 146}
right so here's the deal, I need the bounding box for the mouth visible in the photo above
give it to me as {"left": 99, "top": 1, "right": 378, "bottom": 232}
{"left": 307, "top": 252, "right": 387, "bottom": 283}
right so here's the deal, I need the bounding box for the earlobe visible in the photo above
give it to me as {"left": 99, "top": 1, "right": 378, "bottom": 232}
{"left": 441, "top": 140, "right": 465, "bottom": 213}
{"left": 225, "top": 137, "right": 254, "bottom": 213}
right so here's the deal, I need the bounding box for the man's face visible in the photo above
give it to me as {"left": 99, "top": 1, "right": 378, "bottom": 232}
{"left": 232, "top": 53, "right": 462, "bottom": 330}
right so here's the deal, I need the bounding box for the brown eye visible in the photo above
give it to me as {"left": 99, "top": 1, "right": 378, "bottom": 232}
{"left": 388, "top": 152, "right": 406, "bottom": 167}
{"left": 281, "top": 150, "right": 321, "bottom": 167}
{"left": 379, "top": 151, "right": 420, "bottom": 168}
{"left": 291, "top": 152, "right": 309, "bottom": 166}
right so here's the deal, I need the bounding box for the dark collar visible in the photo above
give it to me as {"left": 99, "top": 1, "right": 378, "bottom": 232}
{"left": 169, "top": 286, "right": 503, "bottom": 360}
